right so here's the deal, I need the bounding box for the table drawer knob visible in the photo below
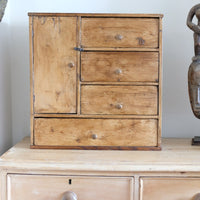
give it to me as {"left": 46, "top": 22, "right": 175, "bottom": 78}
{"left": 194, "top": 193, "right": 200, "bottom": 200}
{"left": 92, "top": 134, "right": 98, "bottom": 139}
{"left": 115, "top": 69, "right": 122, "bottom": 75}
{"left": 115, "top": 34, "right": 123, "bottom": 40}
{"left": 68, "top": 62, "right": 75, "bottom": 68}
{"left": 116, "top": 104, "right": 123, "bottom": 109}
{"left": 62, "top": 191, "right": 77, "bottom": 200}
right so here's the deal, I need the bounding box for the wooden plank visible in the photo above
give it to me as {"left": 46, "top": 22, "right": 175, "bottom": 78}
{"left": 28, "top": 13, "right": 164, "bottom": 18}
{"left": 140, "top": 177, "right": 200, "bottom": 200}
{"left": 81, "top": 18, "right": 159, "bottom": 48}
{"left": 76, "top": 16, "right": 81, "bottom": 114}
{"left": 33, "top": 113, "right": 159, "bottom": 118}
{"left": 8, "top": 174, "right": 132, "bottom": 200}
{"left": 80, "top": 47, "right": 159, "bottom": 51}
{"left": 2, "top": 137, "right": 200, "bottom": 173}
{"left": 81, "top": 82, "right": 159, "bottom": 85}
{"left": 31, "top": 145, "right": 161, "bottom": 150}
{"left": 81, "top": 85, "right": 158, "bottom": 115}
{"left": 33, "top": 16, "right": 77, "bottom": 114}
{"left": 81, "top": 52, "right": 158, "bottom": 82}
{"left": 34, "top": 118, "right": 158, "bottom": 147}
{"left": 29, "top": 16, "right": 34, "bottom": 145}
{"left": 158, "top": 17, "right": 163, "bottom": 147}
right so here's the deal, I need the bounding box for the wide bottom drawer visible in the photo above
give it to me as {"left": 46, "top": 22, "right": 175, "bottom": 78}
{"left": 7, "top": 174, "right": 133, "bottom": 200}
{"left": 33, "top": 118, "right": 158, "bottom": 149}
{"left": 140, "top": 177, "right": 200, "bottom": 200}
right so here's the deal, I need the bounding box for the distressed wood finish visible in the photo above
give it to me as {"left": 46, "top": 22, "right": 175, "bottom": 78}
{"left": 81, "top": 85, "right": 158, "bottom": 115}
{"left": 33, "top": 16, "right": 77, "bottom": 113}
{"left": 29, "top": 13, "right": 162, "bottom": 150}
{"left": 2, "top": 138, "right": 200, "bottom": 200}
{"left": 28, "top": 13, "right": 163, "bottom": 18}
{"left": 81, "top": 18, "right": 159, "bottom": 48}
{"left": 81, "top": 52, "right": 158, "bottom": 82}
{"left": 8, "top": 174, "right": 133, "bottom": 200}
{"left": 140, "top": 177, "right": 200, "bottom": 200}
{"left": 34, "top": 118, "right": 158, "bottom": 147}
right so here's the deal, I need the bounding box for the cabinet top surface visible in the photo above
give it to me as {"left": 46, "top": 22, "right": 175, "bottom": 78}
{"left": 28, "top": 13, "right": 163, "bottom": 18}
{"left": 0, "top": 137, "right": 199, "bottom": 172}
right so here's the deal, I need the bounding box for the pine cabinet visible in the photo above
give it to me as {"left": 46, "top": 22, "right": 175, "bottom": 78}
{"left": 29, "top": 13, "right": 163, "bottom": 150}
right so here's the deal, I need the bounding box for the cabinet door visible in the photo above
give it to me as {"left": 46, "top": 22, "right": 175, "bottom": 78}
{"left": 33, "top": 17, "right": 77, "bottom": 113}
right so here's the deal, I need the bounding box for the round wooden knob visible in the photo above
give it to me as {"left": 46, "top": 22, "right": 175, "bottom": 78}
{"left": 62, "top": 191, "right": 77, "bottom": 200}
{"left": 116, "top": 104, "right": 123, "bottom": 109}
{"left": 68, "top": 62, "right": 75, "bottom": 68}
{"left": 115, "top": 34, "right": 123, "bottom": 40}
{"left": 92, "top": 134, "right": 98, "bottom": 139}
{"left": 115, "top": 69, "right": 122, "bottom": 74}
{"left": 194, "top": 193, "right": 200, "bottom": 200}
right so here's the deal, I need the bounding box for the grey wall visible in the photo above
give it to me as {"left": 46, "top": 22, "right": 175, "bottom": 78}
{"left": 1, "top": 0, "right": 200, "bottom": 153}
{"left": 0, "top": 21, "right": 12, "bottom": 155}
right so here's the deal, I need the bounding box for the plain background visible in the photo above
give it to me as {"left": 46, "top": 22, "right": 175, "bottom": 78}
{"left": 0, "top": 0, "right": 200, "bottom": 155}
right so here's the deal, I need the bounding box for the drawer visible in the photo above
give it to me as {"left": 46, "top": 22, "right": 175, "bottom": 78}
{"left": 140, "top": 177, "right": 200, "bottom": 200}
{"left": 81, "top": 18, "right": 159, "bottom": 48}
{"left": 34, "top": 118, "right": 158, "bottom": 147}
{"left": 81, "top": 52, "right": 159, "bottom": 82}
{"left": 7, "top": 174, "right": 133, "bottom": 199}
{"left": 81, "top": 85, "right": 158, "bottom": 115}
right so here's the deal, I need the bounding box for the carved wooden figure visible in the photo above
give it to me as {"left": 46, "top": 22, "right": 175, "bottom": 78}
{"left": 187, "top": 4, "right": 200, "bottom": 118}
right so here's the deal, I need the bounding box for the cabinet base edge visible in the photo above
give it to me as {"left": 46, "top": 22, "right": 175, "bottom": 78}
{"left": 30, "top": 145, "right": 161, "bottom": 151}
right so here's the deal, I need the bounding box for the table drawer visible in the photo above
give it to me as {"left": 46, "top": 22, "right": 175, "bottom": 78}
{"left": 34, "top": 118, "right": 158, "bottom": 147}
{"left": 7, "top": 174, "right": 133, "bottom": 200}
{"left": 81, "top": 18, "right": 159, "bottom": 48}
{"left": 81, "top": 52, "right": 159, "bottom": 82}
{"left": 81, "top": 85, "right": 158, "bottom": 115}
{"left": 140, "top": 177, "right": 200, "bottom": 200}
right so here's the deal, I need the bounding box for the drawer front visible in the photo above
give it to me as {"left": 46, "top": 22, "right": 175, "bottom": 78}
{"left": 34, "top": 118, "right": 158, "bottom": 147}
{"left": 81, "top": 85, "right": 158, "bottom": 115}
{"left": 140, "top": 177, "right": 200, "bottom": 200}
{"left": 81, "top": 52, "right": 159, "bottom": 82}
{"left": 81, "top": 18, "right": 159, "bottom": 48}
{"left": 7, "top": 174, "right": 133, "bottom": 200}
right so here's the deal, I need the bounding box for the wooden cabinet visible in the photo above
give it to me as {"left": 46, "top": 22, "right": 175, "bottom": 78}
{"left": 1, "top": 138, "right": 200, "bottom": 200}
{"left": 29, "top": 13, "right": 163, "bottom": 150}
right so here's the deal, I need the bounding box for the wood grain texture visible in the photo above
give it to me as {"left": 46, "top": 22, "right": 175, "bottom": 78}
{"left": 28, "top": 13, "right": 163, "bottom": 18}
{"left": 158, "top": 17, "right": 163, "bottom": 147}
{"left": 81, "top": 85, "right": 158, "bottom": 115}
{"left": 33, "top": 113, "right": 159, "bottom": 119}
{"left": 8, "top": 174, "right": 133, "bottom": 200}
{"left": 29, "top": 16, "right": 34, "bottom": 145}
{"left": 81, "top": 18, "right": 159, "bottom": 48}
{"left": 33, "top": 16, "right": 77, "bottom": 113}
{"left": 81, "top": 47, "right": 159, "bottom": 51}
{"left": 140, "top": 177, "right": 200, "bottom": 200}
{"left": 34, "top": 118, "right": 158, "bottom": 147}
{"left": 81, "top": 52, "right": 158, "bottom": 82}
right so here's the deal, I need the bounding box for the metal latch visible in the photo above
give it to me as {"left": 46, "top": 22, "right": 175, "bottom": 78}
{"left": 74, "top": 47, "right": 84, "bottom": 51}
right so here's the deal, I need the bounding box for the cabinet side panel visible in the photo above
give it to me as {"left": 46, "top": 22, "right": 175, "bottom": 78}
{"left": 29, "top": 16, "right": 34, "bottom": 145}
{"left": 33, "top": 16, "right": 77, "bottom": 113}
{"left": 158, "top": 17, "right": 163, "bottom": 147}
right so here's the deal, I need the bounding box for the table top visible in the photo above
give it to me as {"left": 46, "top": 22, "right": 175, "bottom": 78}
{"left": 0, "top": 137, "right": 200, "bottom": 172}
